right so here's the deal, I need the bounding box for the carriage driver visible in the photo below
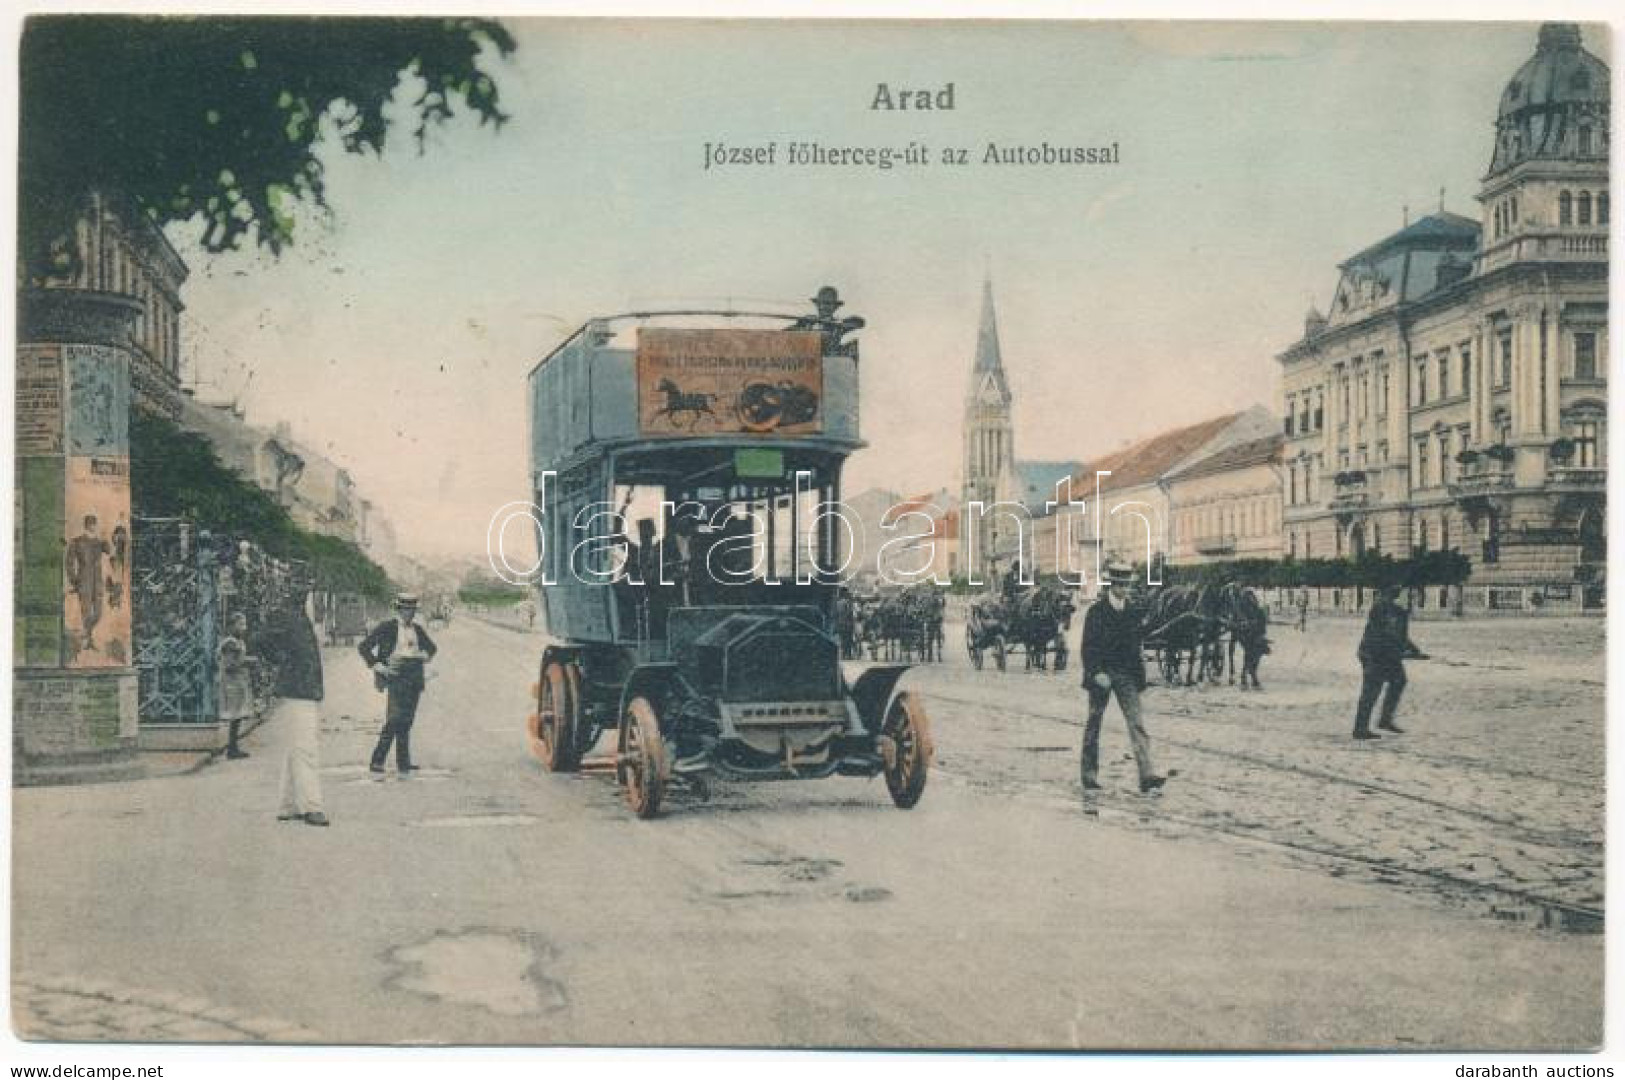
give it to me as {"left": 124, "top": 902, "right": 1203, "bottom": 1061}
{"left": 1080, "top": 561, "right": 1166, "bottom": 796}
{"left": 1000, "top": 554, "right": 1026, "bottom": 605}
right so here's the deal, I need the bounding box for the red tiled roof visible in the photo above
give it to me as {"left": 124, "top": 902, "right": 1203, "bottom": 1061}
{"left": 1062, "top": 413, "right": 1241, "bottom": 499}
{"left": 1168, "top": 434, "right": 1284, "bottom": 482}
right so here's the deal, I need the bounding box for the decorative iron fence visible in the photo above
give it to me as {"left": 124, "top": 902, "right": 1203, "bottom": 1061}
{"left": 132, "top": 518, "right": 310, "bottom": 724}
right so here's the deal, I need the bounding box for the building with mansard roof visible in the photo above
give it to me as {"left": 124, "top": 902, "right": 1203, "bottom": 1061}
{"left": 1278, "top": 22, "right": 1607, "bottom": 611}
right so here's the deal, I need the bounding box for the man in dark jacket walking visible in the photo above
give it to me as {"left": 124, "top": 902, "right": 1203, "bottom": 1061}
{"left": 261, "top": 582, "right": 329, "bottom": 826}
{"left": 1080, "top": 562, "right": 1165, "bottom": 795}
{"left": 1352, "top": 583, "right": 1427, "bottom": 740}
{"left": 359, "top": 593, "right": 438, "bottom": 772}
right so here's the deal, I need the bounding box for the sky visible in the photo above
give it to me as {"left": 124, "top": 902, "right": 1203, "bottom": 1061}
{"left": 164, "top": 18, "right": 1602, "bottom": 559}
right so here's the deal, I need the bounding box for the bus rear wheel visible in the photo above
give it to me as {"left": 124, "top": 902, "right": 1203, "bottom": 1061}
{"left": 532, "top": 660, "right": 581, "bottom": 773}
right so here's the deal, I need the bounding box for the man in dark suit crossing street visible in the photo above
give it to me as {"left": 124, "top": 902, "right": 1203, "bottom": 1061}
{"left": 359, "top": 593, "right": 439, "bottom": 773}
{"left": 1351, "top": 583, "right": 1426, "bottom": 740}
{"left": 1080, "top": 562, "right": 1166, "bottom": 795}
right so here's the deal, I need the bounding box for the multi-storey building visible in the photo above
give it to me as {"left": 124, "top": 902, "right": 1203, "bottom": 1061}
{"left": 1278, "top": 23, "right": 1607, "bottom": 607}
{"left": 1166, "top": 434, "right": 1285, "bottom": 566}
{"left": 1035, "top": 407, "right": 1276, "bottom": 578}
{"left": 32, "top": 190, "right": 189, "bottom": 418}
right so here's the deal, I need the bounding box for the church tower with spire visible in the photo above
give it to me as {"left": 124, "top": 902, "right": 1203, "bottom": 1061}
{"left": 960, "top": 277, "right": 1016, "bottom": 581}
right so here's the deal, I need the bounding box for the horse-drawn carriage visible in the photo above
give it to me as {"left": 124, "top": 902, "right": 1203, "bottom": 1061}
{"left": 843, "top": 583, "right": 944, "bottom": 663}
{"left": 522, "top": 301, "right": 930, "bottom": 818}
{"left": 1136, "top": 582, "right": 1270, "bottom": 688}
{"left": 965, "top": 578, "right": 1076, "bottom": 673}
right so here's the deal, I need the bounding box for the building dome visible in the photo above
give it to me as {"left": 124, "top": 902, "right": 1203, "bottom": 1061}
{"left": 1488, "top": 23, "right": 1610, "bottom": 177}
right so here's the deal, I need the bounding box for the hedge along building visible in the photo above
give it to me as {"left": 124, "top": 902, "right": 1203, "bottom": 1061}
{"left": 1278, "top": 23, "right": 1608, "bottom": 612}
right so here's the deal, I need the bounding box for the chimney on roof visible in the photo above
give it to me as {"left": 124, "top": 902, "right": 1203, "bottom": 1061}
{"left": 1305, "top": 305, "right": 1328, "bottom": 338}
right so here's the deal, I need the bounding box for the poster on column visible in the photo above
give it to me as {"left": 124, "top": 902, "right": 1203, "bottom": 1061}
{"left": 66, "top": 344, "right": 131, "bottom": 457}
{"left": 62, "top": 457, "right": 132, "bottom": 669}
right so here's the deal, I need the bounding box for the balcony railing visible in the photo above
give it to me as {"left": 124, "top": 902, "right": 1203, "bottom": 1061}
{"left": 1549, "top": 466, "right": 1606, "bottom": 488}
{"left": 1561, "top": 234, "right": 1608, "bottom": 257}
{"left": 1448, "top": 470, "right": 1514, "bottom": 499}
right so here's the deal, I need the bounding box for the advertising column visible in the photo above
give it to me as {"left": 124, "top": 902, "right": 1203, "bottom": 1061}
{"left": 14, "top": 289, "right": 144, "bottom": 785}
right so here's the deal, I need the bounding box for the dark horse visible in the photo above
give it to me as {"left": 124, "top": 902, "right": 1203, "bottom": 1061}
{"left": 1223, "top": 584, "right": 1270, "bottom": 689}
{"left": 1140, "top": 584, "right": 1225, "bottom": 686}
{"left": 1008, "top": 581, "right": 1076, "bottom": 671}
{"left": 906, "top": 584, "right": 946, "bottom": 662}
{"left": 653, "top": 378, "right": 716, "bottom": 429}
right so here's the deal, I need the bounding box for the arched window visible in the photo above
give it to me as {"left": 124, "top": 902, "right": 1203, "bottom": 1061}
{"left": 1579, "top": 125, "right": 1593, "bottom": 155}
{"left": 1599, "top": 192, "right": 1610, "bottom": 226}
{"left": 1560, "top": 190, "right": 1573, "bottom": 226}
{"left": 1578, "top": 191, "right": 1592, "bottom": 226}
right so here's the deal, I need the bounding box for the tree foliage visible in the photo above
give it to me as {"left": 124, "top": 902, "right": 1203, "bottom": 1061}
{"left": 20, "top": 15, "right": 516, "bottom": 281}
{"left": 131, "top": 412, "right": 392, "bottom": 598}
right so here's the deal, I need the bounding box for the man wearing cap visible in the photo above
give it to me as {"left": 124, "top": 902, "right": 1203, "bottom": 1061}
{"left": 359, "top": 594, "right": 439, "bottom": 773}
{"left": 1351, "top": 583, "right": 1427, "bottom": 740}
{"left": 1079, "top": 562, "right": 1165, "bottom": 795}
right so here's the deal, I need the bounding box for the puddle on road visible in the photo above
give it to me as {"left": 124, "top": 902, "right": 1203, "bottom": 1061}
{"left": 386, "top": 930, "right": 566, "bottom": 1016}
{"left": 409, "top": 814, "right": 542, "bottom": 829}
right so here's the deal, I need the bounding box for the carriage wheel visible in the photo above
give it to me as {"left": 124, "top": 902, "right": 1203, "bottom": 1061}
{"left": 881, "top": 692, "right": 931, "bottom": 809}
{"left": 1052, "top": 638, "right": 1069, "bottom": 673}
{"left": 532, "top": 660, "right": 580, "bottom": 773}
{"left": 617, "top": 696, "right": 668, "bottom": 819}
{"left": 993, "top": 636, "right": 1007, "bottom": 672}
{"left": 966, "top": 627, "right": 984, "bottom": 670}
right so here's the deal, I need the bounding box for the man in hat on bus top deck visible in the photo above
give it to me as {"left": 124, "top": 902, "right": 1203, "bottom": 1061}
{"left": 359, "top": 593, "right": 439, "bottom": 773}
{"left": 791, "top": 285, "right": 864, "bottom": 357}
{"left": 1080, "top": 560, "right": 1166, "bottom": 796}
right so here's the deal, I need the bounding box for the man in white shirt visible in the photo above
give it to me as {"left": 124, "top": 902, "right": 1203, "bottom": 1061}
{"left": 358, "top": 593, "right": 439, "bottom": 773}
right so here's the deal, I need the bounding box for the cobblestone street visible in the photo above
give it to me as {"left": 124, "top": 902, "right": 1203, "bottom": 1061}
{"left": 926, "top": 613, "right": 1605, "bottom": 923}
{"left": 10, "top": 614, "right": 1604, "bottom": 1049}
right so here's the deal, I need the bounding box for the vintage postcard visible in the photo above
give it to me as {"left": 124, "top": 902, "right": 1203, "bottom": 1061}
{"left": 7, "top": 11, "right": 1612, "bottom": 1059}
